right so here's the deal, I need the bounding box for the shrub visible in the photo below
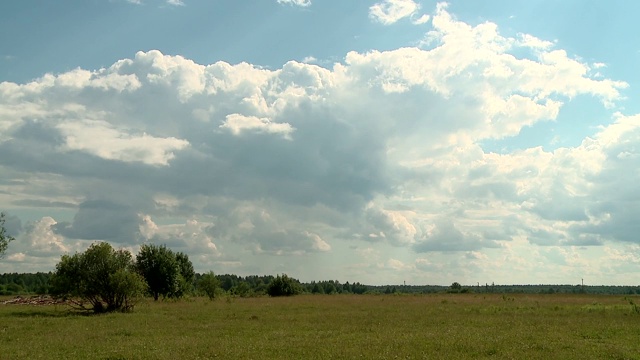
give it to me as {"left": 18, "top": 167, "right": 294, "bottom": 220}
{"left": 136, "top": 244, "right": 195, "bottom": 300}
{"left": 231, "top": 282, "right": 252, "bottom": 298}
{"left": 267, "top": 274, "right": 301, "bottom": 297}
{"left": 447, "top": 282, "right": 463, "bottom": 293}
{"left": 50, "top": 242, "right": 146, "bottom": 313}
{"left": 198, "top": 271, "right": 220, "bottom": 300}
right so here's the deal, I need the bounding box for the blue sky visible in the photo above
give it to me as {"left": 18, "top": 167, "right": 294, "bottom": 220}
{"left": 1, "top": 0, "right": 639, "bottom": 285}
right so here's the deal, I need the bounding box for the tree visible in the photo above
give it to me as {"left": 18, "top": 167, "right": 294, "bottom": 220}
{"left": 267, "top": 274, "right": 301, "bottom": 297}
{"left": 175, "top": 252, "right": 195, "bottom": 297}
{"left": 198, "top": 271, "right": 220, "bottom": 300}
{"left": 448, "top": 282, "right": 462, "bottom": 293}
{"left": 0, "top": 212, "right": 15, "bottom": 260}
{"left": 231, "top": 281, "right": 252, "bottom": 297}
{"left": 311, "top": 282, "right": 325, "bottom": 294}
{"left": 50, "top": 242, "right": 146, "bottom": 313}
{"left": 135, "top": 244, "right": 180, "bottom": 301}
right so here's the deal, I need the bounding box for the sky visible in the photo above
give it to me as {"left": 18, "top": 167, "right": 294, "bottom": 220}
{"left": 1, "top": 0, "right": 640, "bottom": 286}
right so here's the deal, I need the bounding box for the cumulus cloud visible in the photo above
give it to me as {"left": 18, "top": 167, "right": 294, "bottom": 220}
{"left": 412, "top": 14, "right": 430, "bottom": 25}
{"left": 277, "top": 0, "right": 311, "bottom": 7}
{"left": 0, "top": 4, "right": 636, "bottom": 284}
{"left": 220, "top": 114, "right": 294, "bottom": 139}
{"left": 23, "top": 217, "right": 71, "bottom": 256}
{"left": 362, "top": 204, "right": 417, "bottom": 246}
{"left": 370, "top": 0, "right": 421, "bottom": 25}
{"left": 57, "top": 120, "right": 189, "bottom": 166}
{"left": 142, "top": 217, "right": 220, "bottom": 256}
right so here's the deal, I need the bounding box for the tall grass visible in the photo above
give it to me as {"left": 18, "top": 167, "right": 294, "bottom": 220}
{"left": 1, "top": 294, "right": 639, "bottom": 359}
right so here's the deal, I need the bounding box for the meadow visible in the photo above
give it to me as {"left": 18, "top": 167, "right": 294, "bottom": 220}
{"left": 1, "top": 293, "right": 639, "bottom": 359}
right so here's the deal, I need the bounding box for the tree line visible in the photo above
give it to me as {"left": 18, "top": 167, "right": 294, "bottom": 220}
{"left": 4, "top": 269, "right": 640, "bottom": 299}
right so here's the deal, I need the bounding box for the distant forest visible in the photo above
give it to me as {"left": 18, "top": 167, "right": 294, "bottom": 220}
{"left": 1, "top": 272, "right": 639, "bottom": 297}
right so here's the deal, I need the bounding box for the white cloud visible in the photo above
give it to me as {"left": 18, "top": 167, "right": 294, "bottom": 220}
{"left": 57, "top": 120, "right": 189, "bottom": 166}
{"left": 517, "top": 33, "right": 554, "bottom": 50}
{"left": 277, "top": 0, "right": 311, "bottom": 7}
{"left": 305, "top": 231, "right": 331, "bottom": 252}
{"left": 23, "top": 217, "right": 70, "bottom": 256}
{"left": 363, "top": 204, "right": 417, "bottom": 246}
{"left": 143, "top": 218, "right": 220, "bottom": 256}
{"left": 302, "top": 56, "right": 317, "bottom": 64}
{"left": 0, "top": 4, "right": 637, "bottom": 284}
{"left": 387, "top": 258, "right": 411, "bottom": 271}
{"left": 220, "top": 114, "right": 295, "bottom": 139}
{"left": 370, "top": 0, "right": 420, "bottom": 25}
{"left": 412, "top": 14, "right": 430, "bottom": 25}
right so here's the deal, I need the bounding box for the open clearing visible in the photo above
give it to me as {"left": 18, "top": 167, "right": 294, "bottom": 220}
{"left": 1, "top": 294, "right": 639, "bottom": 359}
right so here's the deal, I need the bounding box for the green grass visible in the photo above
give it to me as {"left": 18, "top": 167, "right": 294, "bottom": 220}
{"left": 1, "top": 294, "right": 640, "bottom": 359}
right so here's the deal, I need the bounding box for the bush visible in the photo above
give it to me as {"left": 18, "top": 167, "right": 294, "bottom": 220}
{"left": 198, "top": 271, "right": 220, "bottom": 300}
{"left": 267, "top": 274, "right": 301, "bottom": 297}
{"left": 231, "top": 282, "right": 252, "bottom": 298}
{"left": 136, "top": 244, "right": 194, "bottom": 300}
{"left": 50, "top": 242, "right": 146, "bottom": 313}
{"left": 6, "top": 282, "right": 23, "bottom": 294}
{"left": 447, "top": 282, "right": 463, "bottom": 293}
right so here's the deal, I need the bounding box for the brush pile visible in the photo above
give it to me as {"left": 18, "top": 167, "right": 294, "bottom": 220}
{"left": 1, "top": 295, "right": 67, "bottom": 306}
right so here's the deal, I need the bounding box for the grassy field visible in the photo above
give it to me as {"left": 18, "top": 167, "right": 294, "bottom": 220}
{"left": 1, "top": 293, "right": 640, "bottom": 359}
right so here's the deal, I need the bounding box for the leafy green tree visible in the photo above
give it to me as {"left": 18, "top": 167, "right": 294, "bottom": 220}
{"left": 232, "top": 281, "right": 252, "bottom": 297}
{"left": 267, "top": 274, "right": 301, "bottom": 297}
{"left": 175, "top": 252, "right": 195, "bottom": 296}
{"left": 448, "top": 282, "right": 462, "bottom": 293}
{"left": 50, "top": 242, "right": 146, "bottom": 313}
{"left": 311, "top": 282, "right": 325, "bottom": 294}
{"left": 135, "top": 244, "right": 180, "bottom": 300}
{"left": 324, "top": 282, "right": 337, "bottom": 294}
{"left": 198, "top": 271, "right": 220, "bottom": 300}
{"left": 0, "top": 212, "right": 16, "bottom": 259}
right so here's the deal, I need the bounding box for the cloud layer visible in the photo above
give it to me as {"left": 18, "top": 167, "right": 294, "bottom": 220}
{"left": 0, "top": 4, "right": 638, "bottom": 285}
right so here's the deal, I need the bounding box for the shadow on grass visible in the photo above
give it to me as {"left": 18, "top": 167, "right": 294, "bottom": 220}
{"left": 2, "top": 308, "right": 92, "bottom": 318}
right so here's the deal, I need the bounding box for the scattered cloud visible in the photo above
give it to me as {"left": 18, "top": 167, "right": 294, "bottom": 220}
{"left": 370, "top": 0, "right": 420, "bottom": 25}
{"left": 517, "top": 33, "right": 554, "bottom": 50}
{"left": 122, "top": 0, "right": 185, "bottom": 6}
{"left": 277, "top": 0, "right": 311, "bottom": 7}
{"left": 302, "top": 56, "right": 317, "bottom": 64}
{"left": 412, "top": 14, "right": 430, "bottom": 25}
